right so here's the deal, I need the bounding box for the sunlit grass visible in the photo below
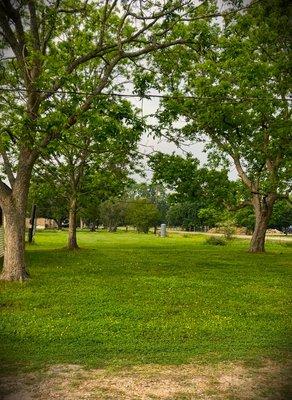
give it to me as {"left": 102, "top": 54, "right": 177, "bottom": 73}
{"left": 0, "top": 230, "right": 291, "bottom": 373}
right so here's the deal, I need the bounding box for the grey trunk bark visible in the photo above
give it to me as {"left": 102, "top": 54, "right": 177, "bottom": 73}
{"left": 68, "top": 198, "right": 78, "bottom": 249}
{"left": 249, "top": 196, "right": 274, "bottom": 253}
{"left": 0, "top": 202, "right": 28, "bottom": 281}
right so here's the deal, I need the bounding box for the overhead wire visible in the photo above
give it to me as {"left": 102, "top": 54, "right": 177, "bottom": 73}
{"left": 0, "top": 86, "right": 291, "bottom": 102}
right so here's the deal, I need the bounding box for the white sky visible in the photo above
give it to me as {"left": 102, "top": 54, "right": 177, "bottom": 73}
{"left": 129, "top": 95, "right": 238, "bottom": 182}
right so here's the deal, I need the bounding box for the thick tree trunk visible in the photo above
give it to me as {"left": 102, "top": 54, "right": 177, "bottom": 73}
{"left": 0, "top": 148, "right": 36, "bottom": 281}
{"left": 249, "top": 196, "right": 274, "bottom": 253}
{"left": 68, "top": 197, "right": 79, "bottom": 249}
{"left": 249, "top": 213, "right": 269, "bottom": 252}
{"left": 0, "top": 197, "right": 29, "bottom": 281}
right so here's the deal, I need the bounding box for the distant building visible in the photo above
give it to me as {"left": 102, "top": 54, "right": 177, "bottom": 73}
{"left": 25, "top": 217, "right": 58, "bottom": 230}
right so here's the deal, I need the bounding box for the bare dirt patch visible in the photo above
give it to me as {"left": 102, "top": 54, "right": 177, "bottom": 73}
{"left": 0, "top": 359, "right": 291, "bottom": 400}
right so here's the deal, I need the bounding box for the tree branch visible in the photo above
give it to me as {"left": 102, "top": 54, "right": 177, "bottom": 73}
{"left": 28, "top": 0, "right": 40, "bottom": 51}
{"left": 0, "top": 179, "right": 12, "bottom": 199}
{"left": 1, "top": 149, "right": 15, "bottom": 187}
{"left": 232, "top": 155, "right": 254, "bottom": 191}
{"left": 228, "top": 200, "right": 252, "bottom": 211}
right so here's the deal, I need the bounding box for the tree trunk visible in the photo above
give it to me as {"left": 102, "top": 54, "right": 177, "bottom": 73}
{"left": 0, "top": 200, "right": 28, "bottom": 281}
{"left": 55, "top": 219, "right": 63, "bottom": 230}
{"left": 0, "top": 148, "right": 36, "bottom": 281}
{"left": 68, "top": 197, "right": 79, "bottom": 249}
{"left": 249, "top": 196, "right": 274, "bottom": 253}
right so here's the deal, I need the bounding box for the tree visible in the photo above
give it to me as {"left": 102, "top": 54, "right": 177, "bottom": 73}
{"left": 99, "top": 199, "right": 127, "bottom": 232}
{"left": 154, "top": 0, "right": 291, "bottom": 252}
{"left": 80, "top": 170, "right": 134, "bottom": 231}
{"left": 126, "top": 198, "right": 160, "bottom": 234}
{"left": 126, "top": 182, "right": 169, "bottom": 231}
{"left": 36, "top": 97, "right": 141, "bottom": 249}
{"left": 0, "top": 0, "right": 211, "bottom": 280}
{"left": 167, "top": 202, "right": 199, "bottom": 230}
{"left": 197, "top": 207, "right": 221, "bottom": 228}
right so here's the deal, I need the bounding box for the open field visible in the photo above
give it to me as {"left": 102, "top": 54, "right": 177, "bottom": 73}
{"left": 0, "top": 231, "right": 291, "bottom": 399}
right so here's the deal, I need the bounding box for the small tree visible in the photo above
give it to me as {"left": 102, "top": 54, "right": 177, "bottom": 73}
{"left": 126, "top": 199, "right": 160, "bottom": 234}
{"left": 100, "top": 199, "right": 127, "bottom": 232}
{"left": 216, "top": 218, "right": 236, "bottom": 240}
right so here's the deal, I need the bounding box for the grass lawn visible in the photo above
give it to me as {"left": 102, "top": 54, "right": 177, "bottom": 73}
{"left": 0, "top": 230, "right": 291, "bottom": 377}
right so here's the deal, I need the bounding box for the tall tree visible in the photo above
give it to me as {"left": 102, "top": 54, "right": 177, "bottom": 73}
{"left": 34, "top": 97, "right": 141, "bottom": 249}
{"left": 154, "top": 0, "right": 291, "bottom": 252}
{"left": 0, "top": 0, "right": 214, "bottom": 280}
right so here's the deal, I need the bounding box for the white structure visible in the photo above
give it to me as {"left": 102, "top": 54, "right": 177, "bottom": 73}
{"left": 160, "top": 223, "right": 167, "bottom": 237}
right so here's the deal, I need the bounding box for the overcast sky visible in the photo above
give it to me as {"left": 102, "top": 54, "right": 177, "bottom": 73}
{"left": 128, "top": 92, "right": 238, "bottom": 182}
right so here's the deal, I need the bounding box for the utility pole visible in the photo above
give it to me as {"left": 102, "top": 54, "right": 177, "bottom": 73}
{"left": 28, "top": 205, "right": 37, "bottom": 244}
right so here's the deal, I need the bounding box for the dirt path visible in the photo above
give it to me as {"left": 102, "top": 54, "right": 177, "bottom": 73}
{"left": 168, "top": 230, "right": 292, "bottom": 242}
{"left": 0, "top": 359, "right": 291, "bottom": 400}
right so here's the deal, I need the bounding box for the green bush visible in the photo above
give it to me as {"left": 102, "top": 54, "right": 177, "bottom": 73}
{"left": 205, "top": 236, "right": 226, "bottom": 246}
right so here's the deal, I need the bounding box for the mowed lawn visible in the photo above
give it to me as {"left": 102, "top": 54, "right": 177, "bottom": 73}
{"left": 0, "top": 231, "right": 291, "bottom": 374}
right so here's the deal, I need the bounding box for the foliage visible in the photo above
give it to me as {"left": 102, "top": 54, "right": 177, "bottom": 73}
{"left": 268, "top": 200, "right": 292, "bottom": 232}
{"left": 234, "top": 206, "right": 255, "bottom": 232}
{"left": 27, "top": 179, "right": 68, "bottom": 227}
{"left": 149, "top": 153, "right": 236, "bottom": 208}
{"left": 153, "top": 0, "right": 292, "bottom": 251}
{"left": 0, "top": 0, "right": 216, "bottom": 184}
{"left": 216, "top": 218, "right": 236, "bottom": 240}
{"left": 99, "top": 199, "right": 127, "bottom": 232}
{"left": 0, "top": 230, "right": 291, "bottom": 373}
{"left": 126, "top": 182, "right": 169, "bottom": 224}
{"left": 205, "top": 236, "right": 226, "bottom": 246}
{"left": 126, "top": 198, "right": 160, "bottom": 233}
{"left": 167, "top": 202, "right": 200, "bottom": 230}
{"left": 149, "top": 153, "right": 237, "bottom": 231}
{"left": 198, "top": 207, "right": 222, "bottom": 228}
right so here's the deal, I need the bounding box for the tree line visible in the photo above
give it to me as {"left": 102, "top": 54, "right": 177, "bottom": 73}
{"left": 28, "top": 162, "right": 292, "bottom": 238}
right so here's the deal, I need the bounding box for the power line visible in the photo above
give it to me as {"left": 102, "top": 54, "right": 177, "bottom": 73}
{"left": 0, "top": 86, "right": 291, "bottom": 102}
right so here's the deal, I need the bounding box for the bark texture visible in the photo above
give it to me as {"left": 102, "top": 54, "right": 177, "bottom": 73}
{"left": 249, "top": 195, "right": 275, "bottom": 253}
{"left": 0, "top": 148, "right": 35, "bottom": 281}
{"left": 68, "top": 197, "right": 79, "bottom": 249}
{"left": 0, "top": 208, "right": 28, "bottom": 281}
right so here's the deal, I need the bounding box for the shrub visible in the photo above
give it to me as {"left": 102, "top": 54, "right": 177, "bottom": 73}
{"left": 216, "top": 219, "right": 236, "bottom": 240}
{"left": 205, "top": 236, "right": 226, "bottom": 246}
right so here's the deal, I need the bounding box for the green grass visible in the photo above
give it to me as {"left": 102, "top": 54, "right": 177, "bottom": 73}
{"left": 0, "top": 230, "right": 291, "bottom": 374}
